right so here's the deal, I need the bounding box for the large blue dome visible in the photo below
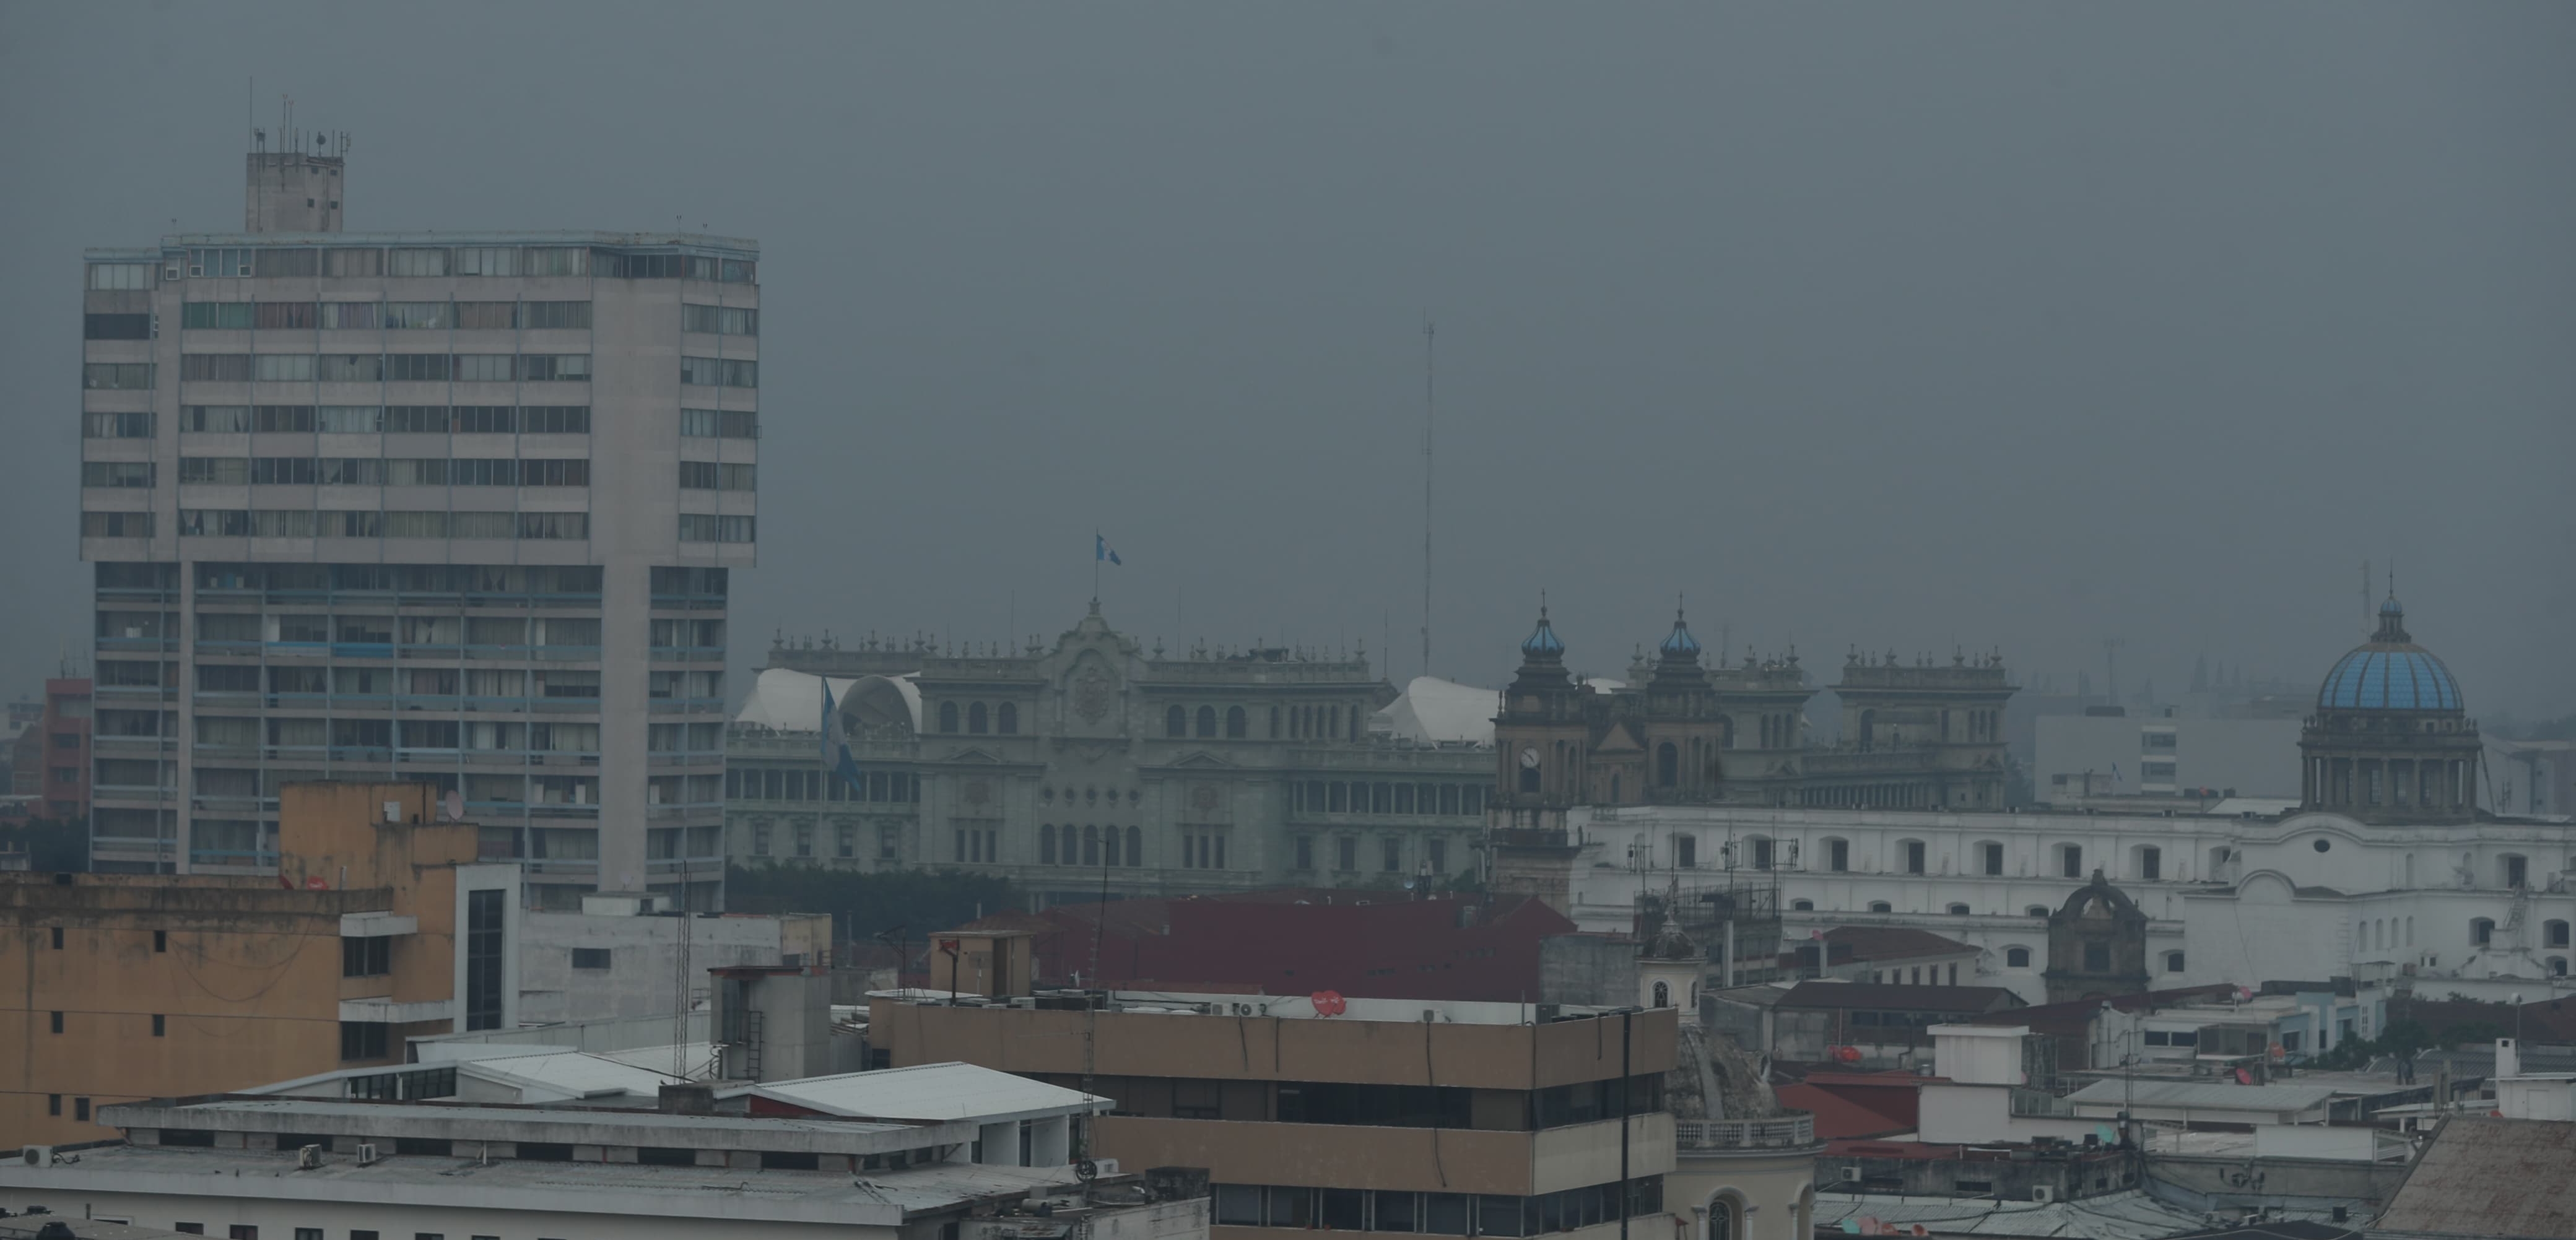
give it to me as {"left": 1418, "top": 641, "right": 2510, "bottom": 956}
{"left": 2316, "top": 597, "right": 2462, "bottom": 711}
{"left": 2318, "top": 648, "right": 2461, "bottom": 711}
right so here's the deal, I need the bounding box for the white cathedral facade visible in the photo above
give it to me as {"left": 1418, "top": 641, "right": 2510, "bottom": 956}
{"left": 1498, "top": 597, "right": 2574, "bottom": 1007}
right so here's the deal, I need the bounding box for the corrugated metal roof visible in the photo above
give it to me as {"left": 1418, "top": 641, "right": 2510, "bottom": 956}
{"left": 2063, "top": 1079, "right": 2335, "bottom": 1112}
{"left": 734, "top": 1062, "right": 1110, "bottom": 1122}
{"left": 1812, "top": 1189, "right": 2216, "bottom": 1239}
{"left": 2377, "top": 1114, "right": 2576, "bottom": 1235}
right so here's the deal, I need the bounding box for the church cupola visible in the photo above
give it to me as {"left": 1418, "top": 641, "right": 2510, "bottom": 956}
{"left": 2301, "top": 594, "right": 2480, "bottom": 823}
{"left": 1520, "top": 606, "right": 1566, "bottom": 661}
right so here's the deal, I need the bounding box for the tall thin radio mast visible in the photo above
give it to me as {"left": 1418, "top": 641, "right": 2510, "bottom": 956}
{"left": 1421, "top": 316, "right": 1435, "bottom": 681}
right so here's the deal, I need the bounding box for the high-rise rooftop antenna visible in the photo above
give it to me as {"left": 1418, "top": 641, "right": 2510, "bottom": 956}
{"left": 1421, "top": 315, "right": 1435, "bottom": 681}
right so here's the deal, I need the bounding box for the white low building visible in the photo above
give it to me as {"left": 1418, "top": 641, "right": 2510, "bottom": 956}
{"left": 1534, "top": 800, "right": 2576, "bottom": 1007}
{"left": 0, "top": 1081, "right": 1185, "bottom": 1240}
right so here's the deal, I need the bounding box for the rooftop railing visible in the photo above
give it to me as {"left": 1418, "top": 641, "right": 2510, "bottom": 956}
{"left": 1675, "top": 1112, "right": 1814, "bottom": 1150}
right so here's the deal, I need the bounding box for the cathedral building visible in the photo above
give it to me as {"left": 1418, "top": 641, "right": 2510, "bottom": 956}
{"left": 1491, "top": 606, "right": 2016, "bottom": 829}
{"left": 1496, "top": 595, "right": 2556, "bottom": 1019}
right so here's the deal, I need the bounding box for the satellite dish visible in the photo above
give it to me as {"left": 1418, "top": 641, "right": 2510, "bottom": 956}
{"left": 441, "top": 789, "right": 464, "bottom": 822}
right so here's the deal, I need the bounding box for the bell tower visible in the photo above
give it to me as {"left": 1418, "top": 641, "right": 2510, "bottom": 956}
{"left": 1640, "top": 605, "right": 1727, "bottom": 803}
{"left": 1493, "top": 604, "right": 1591, "bottom": 810}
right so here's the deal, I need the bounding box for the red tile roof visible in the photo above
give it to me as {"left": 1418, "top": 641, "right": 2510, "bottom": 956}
{"left": 1778, "top": 1082, "right": 1915, "bottom": 1140}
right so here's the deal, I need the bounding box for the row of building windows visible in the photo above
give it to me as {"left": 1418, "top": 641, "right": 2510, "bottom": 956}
{"left": 681, "top": 407, "right": 759, "bottom": 439}
{"left": 677, "top": 514, "right": 756, "bottom": 543}
{"left": 163, "top": 404, "right": 596, "bottom": 435}
{"left": 174, "top": 612, "right": 604, "bottom": 646}
{"left": 160, "top": 243, "right": 611, "bottom": 280}
{"left": 727, "top": 766, "right": 920, "bottom": 804}
{"left": 94, "top": 561, "right": 611, "bottom": 599}
{"left": 1150, "top": 703, "right": 1378, "bottom": 741}
{"left": 115, "top": 456, "right": 594, "bottom": 487}
{"left": 1040, "top": 823, "right": 1143, "bottom": 867}
{"left": 172, "top": 509, "right": 590, "bottom": 539}
{"left": 172, "top": 298, "right": 595, "bottom": 331}
{"left": 1214, "top": 1177, "right": 1663, "bottom": 1235}
{"left": 745, "top": 820, "right": 904, "bottom": 861}
{"left": 180, "top": 770, "right": 604, "bottom": 807}
{"left": 677, "top": 461, "right": 756, "bottom": 490}
{"left": 192, "top": 717, "right": 605, "bottom": 752}
{"left": 937, "top": 701, "right": 1019, "bottom": 734}
{"left": 98, "top": 243, "right": 751, "bottom": 284}
{"left": 123, "top": 664, "right": 716, "bottom": 702}
{"left": 1289, "top": 834, "right": 1454, "bottom": 875}
{"left": 82, "top": 362, "right": 155, "bottom": 389}
{"left": 1290, "top": 780, "right": 1483, "bottom": 817}
{"left": 80, "top": 511, "right": 153, "bottom": 537}
{"left": 173, "top": 352, "right": 593, "bottom": 383}
{"left": 679, "top": 356, "right": 759, "bottom": 388}
{"left": 187, "top": 665, "right": 608, "bottom": 698}
{"left": 681, "top": 303, "right": 759, "bottom": 336}
{"left": 1713, "top": 835, "right": 2133, "bottom": 881}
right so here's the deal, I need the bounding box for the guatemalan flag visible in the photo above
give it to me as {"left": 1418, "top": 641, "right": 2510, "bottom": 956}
{"left": 819, "top": 678, "right": 867, "bottom": 797}
{"left": 1096, "top": 534, "right": 1122, "bottom": 565}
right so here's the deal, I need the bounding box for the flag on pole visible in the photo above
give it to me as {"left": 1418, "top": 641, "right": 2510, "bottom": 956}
{"left": 1095, "top": 534, "right": 1122, "bottom": 565}
{"left": 819, "top": 678, "right": 866, "bottom": 797}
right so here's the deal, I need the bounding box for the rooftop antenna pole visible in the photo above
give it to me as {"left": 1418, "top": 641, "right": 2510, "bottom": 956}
{"left": 1421, "top": 315, "right": 1435, "bottom": 681}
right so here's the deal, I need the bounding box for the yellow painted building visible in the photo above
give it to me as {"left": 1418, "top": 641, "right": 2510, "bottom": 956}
{"left": 0, "top": 782, "right": 520, "bottom": 1146}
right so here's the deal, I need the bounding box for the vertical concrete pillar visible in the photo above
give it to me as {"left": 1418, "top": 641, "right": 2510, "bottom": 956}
{"left": 1030, "top": 1114, "right": 1071, "bottom": 1165}
{"left": 978, "top": 1119, "right": 1023, "bottom": 1165}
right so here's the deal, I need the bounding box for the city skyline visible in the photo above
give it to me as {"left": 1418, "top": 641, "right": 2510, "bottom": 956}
{"left": 5, "top": 4, "right": 2573, "bottom": 722}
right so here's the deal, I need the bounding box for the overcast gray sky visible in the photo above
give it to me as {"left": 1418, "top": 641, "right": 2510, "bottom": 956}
{"left": 4, "top": 3, "right": 2570, "bottom": 718}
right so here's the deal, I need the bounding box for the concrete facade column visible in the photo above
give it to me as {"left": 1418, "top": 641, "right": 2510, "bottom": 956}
{"left": 978, "top": 1119, "right": 1024, "bottom": 1165}
{"left": 1029, "top": 1114, "right": 1071, "bottom": 1165}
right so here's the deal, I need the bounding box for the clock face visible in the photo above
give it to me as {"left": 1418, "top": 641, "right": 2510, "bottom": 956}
{"left": 1519, "top": 747, "right": 1541, "bottom": 769}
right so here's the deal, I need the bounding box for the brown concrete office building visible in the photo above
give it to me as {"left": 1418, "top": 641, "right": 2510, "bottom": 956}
{"left": 876, "top": 939, "right": 1679, "bottom": 1240}
{"left": 0, "top": 782, "right": 519, "bottom": 1146}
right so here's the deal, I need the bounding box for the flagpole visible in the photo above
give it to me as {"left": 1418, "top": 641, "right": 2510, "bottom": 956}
{"left": 1093, "top": 530, "right": 1101, "bottom": 606}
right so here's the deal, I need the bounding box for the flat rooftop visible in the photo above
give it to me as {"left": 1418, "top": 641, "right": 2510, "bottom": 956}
{"left": 722, "top": 1062, "right": 1108, "bottom": 1123}
{"left": 877, "top": 987, "right": 1634, "bottom": 1026}
{"left": 86, "top": 229, "right": 756, "bottom": 257}
{"left": 107, "top": 1096, "right": 945, "bottom": 1153}
{"left": 0, "top": 1143, "right": 1081, "bottom": 1228}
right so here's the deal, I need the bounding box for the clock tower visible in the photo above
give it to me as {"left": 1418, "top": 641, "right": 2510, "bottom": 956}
{"left": 1493, "top": 605, "right": 1594, "bottom": 810}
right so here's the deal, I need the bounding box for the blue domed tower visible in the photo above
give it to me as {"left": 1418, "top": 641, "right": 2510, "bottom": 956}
{"left": 1642, "top": 606, "right": 1728, "bottom": 802}
{"left": 2300, "top": 596, "right": 2480, "bottom": 823}
{"left": 1496, "top": 604, "right": 1591, "bottom": 808}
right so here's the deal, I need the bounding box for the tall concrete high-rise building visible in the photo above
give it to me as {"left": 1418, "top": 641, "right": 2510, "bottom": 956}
{"left": 78, "top": 140, "right": 754, "bottom": 909}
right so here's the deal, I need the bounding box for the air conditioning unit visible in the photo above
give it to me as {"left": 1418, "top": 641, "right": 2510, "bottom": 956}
{"left": 1838, "top": 1166, "right": 1862, "bottom": 1184}
{"left": 20, "top": 1146, "right": 51, "bottom": 1166}
{"left": 297, "top": 1143, "right": 323, "bottom": 1170}
{"left": 2029, "top": 1186, "right": 2056, "bottom": 1203}
{"left": 355, "top": 1143, "right": 380, "bottom": 1166}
